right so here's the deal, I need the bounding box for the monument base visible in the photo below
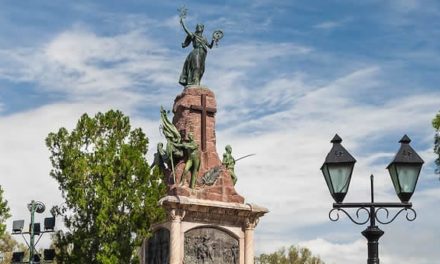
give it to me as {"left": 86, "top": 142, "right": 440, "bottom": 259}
{"left": 167, "top": 165, "right": 245, "bottom": 203}
{"left": 141, "top": 196, "right": 268, "bottom": 264}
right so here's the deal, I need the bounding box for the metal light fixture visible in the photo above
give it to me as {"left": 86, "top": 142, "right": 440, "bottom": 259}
{"left": 44, "top": 249, "right": 56, "bottom": 261}
{"left": 44, "top": 217, "right": 56, "bottom": 231}
{"left": 12, "top": 220, "right": 24, "bottom": 233}
{"left": 321, "top": 134, "right": 357, "bottom": 203}
{"left": 387, "top": 135, "right": 424, "bottom": 203}
{"left": 28, "top": 201, "right": 45, "bottom": 214}
{"left": 30, "top": 223, "right": 41, "bottom": 236}
{"left": 32, "top": 253, "right": 41, "bottom": 262}
{"left": 11, "top": 252, "right": 24, "bottom": 263}
{"left": 323, "top": 134, "right": 424, "bottom": 264}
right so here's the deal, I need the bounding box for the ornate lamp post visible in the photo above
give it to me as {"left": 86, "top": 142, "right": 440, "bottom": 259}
{"left": 321, "top": 134, "right": 424, "bottom": 264}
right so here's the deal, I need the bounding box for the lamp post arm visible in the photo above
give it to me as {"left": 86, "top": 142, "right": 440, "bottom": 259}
{"left": 333, "top": 202, "right": 412, "bottom": 209}
{"left": 332, "top": 202, "right": 414, "bottom": 225}
{"left": 375, "top": 207, "right": 417, "bottom": 224}
{"left": 329, "top": 207, "right": 370, "bottom": 225}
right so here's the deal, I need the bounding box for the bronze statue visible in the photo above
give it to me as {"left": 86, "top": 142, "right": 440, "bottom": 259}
{"left": 159, "top": 106, "right": 183, "bottom": 183}
{"left": 222, "top": 145, "right": 237, "bottom": 185}
{"left": 178, "top": 133, "right": 201, "bottom": 189}
{"left": 152, "top": 142, "right": 170, "bottom": 174}
{"left": 159, "top": 107, "right": 201, "bottom": 189}
{"left": 178, "top": 6, "right": 223, "bottom": 87}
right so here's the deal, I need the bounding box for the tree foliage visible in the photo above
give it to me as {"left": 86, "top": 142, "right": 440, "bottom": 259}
{"left": 0, "top": 186, "right": 10, "bottom": 238}
{"left": 256, "top": 245, "right": 325, "bottom": 264}
{"left": 46, "top": 110, "right": 166, "bottom": 264}
{"left": 433, "top": 111, "right": 440, "bottom": 175}
{"left": 0, "top": 232, "right": 28, "bottom": 264}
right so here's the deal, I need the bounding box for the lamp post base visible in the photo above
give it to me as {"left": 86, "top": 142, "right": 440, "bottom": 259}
{"left": 362, "top": 226, "right": 384, "bottom": 264}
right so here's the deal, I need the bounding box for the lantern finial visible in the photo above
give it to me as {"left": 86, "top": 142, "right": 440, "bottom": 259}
{"left": 331, "top": 134, "right": 342, "bottom": 144}
{"left": 399, "top": 135, "right": 411, "bottom": 144}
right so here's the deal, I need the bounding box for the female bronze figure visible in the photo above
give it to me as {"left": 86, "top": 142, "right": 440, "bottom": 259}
{"left": 178, "top": 7, "right": 223, "bottom": 87}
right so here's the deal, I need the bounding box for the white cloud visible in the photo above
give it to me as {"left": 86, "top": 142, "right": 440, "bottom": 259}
{"left": 0, "top": 26, "right": 181, "bottom": 109}
{"left": 211, "top": 42, "right": 311, "bottom": 70}
{"left": 313, "top": 21, "right": 343, "bottom": 30}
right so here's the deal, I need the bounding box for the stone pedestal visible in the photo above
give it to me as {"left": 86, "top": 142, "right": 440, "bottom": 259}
{"left": 141, "top": 196, "right": 267, "bottom": 264}
{"left": 141, "top": 86, "right": 268, "bottom": 264}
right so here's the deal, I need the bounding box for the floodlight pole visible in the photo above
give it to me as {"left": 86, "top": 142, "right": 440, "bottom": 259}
{"left": 11, "top": 200, "right": 54, "bottom": 263}
{"left": 29, "top": 200, "right": 36, "bottom": 264}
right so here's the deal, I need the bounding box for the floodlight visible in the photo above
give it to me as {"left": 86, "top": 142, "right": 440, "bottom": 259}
{"left": 11, "top": 251, "right": 24, "bottom": 263}
{"left": 33, "top": 253, "right": 41, "bottom": 262}
{"left": 30, "top": 223, "right": 41, "bottom": 236}
{"left": 12, "top": 220, "right": 24, "bottom": 233}
{"left": 44, "top": 249, "right": 56, "bottom": 261}
{"left": 44, "top": 217, "right": 56, "bottom": 231}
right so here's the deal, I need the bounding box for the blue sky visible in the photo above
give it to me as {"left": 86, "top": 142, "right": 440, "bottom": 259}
{"left": 0, "top": 1, "right": 439, "bottom": 263}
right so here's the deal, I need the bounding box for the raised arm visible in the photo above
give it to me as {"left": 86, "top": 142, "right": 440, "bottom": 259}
{"left": 180, "top": 17, "right": 192, "bottom": 36}
{"left": 207, "top": 38, "right": 215, "bottom": 49}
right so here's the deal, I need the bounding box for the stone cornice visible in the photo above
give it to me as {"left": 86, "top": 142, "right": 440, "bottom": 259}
{"left": 159, "top": 195, "right": 268, "bottom": 227}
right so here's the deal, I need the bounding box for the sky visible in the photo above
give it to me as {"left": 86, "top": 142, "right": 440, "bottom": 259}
{"left": 0, "top": 0, "right": 439, "bottom": 263}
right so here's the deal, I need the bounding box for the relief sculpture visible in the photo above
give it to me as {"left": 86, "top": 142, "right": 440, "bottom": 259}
{"left": 184, "top": 227, "right": 238, "bottom": 264}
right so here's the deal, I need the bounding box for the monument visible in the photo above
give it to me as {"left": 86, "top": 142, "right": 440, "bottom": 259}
{"left": 141, "top": 7, "right": 268, "bottom": 264}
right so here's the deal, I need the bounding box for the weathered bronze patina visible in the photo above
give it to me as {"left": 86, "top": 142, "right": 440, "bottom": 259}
{"left": 184, "top": 227, "right": 238, "bottom": 264}
{"left": 178, "top": 7, "right": 223, "bottom": 87}
{"left": 177, "top": 133, "right": 201, "bottom": 189}
{"left": 222, "top": 145, "right": 237, "bottom": 185}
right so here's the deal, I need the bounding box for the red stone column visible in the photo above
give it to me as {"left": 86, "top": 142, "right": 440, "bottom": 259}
{"left": 169, "top": 86, "right": 244, "bottom": 203}
{"left": 173, "top": 87, "right": 221, "bottom": 177}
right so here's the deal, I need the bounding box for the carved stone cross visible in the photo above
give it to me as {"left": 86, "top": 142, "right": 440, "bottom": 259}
{"left": 190, "top": 94, "right": 216, "bottom": 151}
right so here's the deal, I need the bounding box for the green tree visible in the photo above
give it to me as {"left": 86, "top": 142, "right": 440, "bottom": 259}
{"left": 0, "top": 186, "right": 11, "bottom": 263}
{"left": 0, "top": 186, "right": 10, "bottom": 238}
{"left": 256, "top": 245, "right": 325, "bottom": 264}
{"left": 46, "top": 110, "right": 166, "bottom": 264}
{"left": 433, "top": 111, "right": 440, "bottom": 175}
{"left": 0, "top": 232, "right": 28, "bottom": 264}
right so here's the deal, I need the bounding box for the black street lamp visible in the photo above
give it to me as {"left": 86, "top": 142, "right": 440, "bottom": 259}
{"left": 321, "top": 134, "right": 424, "bottom": 264}
{"left": 320, "top": 134, "right": 356, "bottom": 203}
{"left": 386, "top": 135, "right": 424, "bottom": 203}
